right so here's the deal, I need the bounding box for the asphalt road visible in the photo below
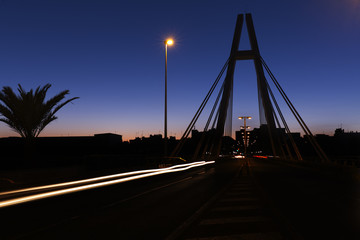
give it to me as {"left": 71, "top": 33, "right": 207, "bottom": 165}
{"left": 249, "top": 157, "right": 360, "bottom": 240}
{"left": 1, "top": 158, "right": 359, "bottom": 240}
{"left": 0, "top": 159, "right": 241, "bottom": 239}
{"left": 169, "top": 158, "right": 359, "bottom": 240}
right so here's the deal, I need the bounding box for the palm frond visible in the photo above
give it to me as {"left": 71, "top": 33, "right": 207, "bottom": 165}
{"left": 0, "top": 84, "right": 79, "bottom": 138}
{"left": 51, "top": 96, "right": 79, "bottom": 116}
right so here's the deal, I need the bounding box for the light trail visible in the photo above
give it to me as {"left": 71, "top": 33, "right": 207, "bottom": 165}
{"left": 0, "top": 161, "right": 214, "bottom": 209}
{"left": 0, "top": 161, "right": 206, "bottom": 197}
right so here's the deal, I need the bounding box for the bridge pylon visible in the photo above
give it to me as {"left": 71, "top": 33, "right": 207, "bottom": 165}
{"left": 172, "top": 14, "right": 328, "bottom": 163}
{"left": 213, "top": 13, "right": 281, "bottom": 158}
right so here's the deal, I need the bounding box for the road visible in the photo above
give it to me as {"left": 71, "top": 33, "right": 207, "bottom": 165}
{"left": 1, "top": 158, "right": 359, "bottom": 239}
{"left": 176, "top": 158, "right": 359, "bottom": 240}
{"left": 0, "top": 159, "right": 240, "bottom": 239}
{"left": 250, "top": 157, "right": 360, "bottom": 240}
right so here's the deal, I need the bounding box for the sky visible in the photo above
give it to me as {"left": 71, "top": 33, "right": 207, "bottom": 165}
{"left": 0, "top": 0, "right": 359, "bottom": 140}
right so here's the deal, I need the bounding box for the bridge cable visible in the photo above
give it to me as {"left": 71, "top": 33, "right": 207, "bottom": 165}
{"left": 267, "top": 90, "right": 290, "bottom": 160}
{"left": 192, "top": 81, "right": 226, "bottom": 160}
{"left": 262, "top": 59, "right": 326, "bottom": 162}
{"left": 205, "top": 81, "right": 225, "bottom": 131}
{"left": 171, "top": 57, "right": 230, "bottom": 157}
{"left": 260, "top": 57, "right": 329, "bottom": 163}
{"left": 265, "top": 77, "right": 303, "bottom": 161}
{"left": 261, "top": 57, "right": 326, "bottom": 162}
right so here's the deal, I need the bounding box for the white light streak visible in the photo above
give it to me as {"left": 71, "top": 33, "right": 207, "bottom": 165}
{"left": 0, "top": 161, "right": 205, "bottom": 197}
{"left": 0, "top": 161, "right": 214, "bottom": 209}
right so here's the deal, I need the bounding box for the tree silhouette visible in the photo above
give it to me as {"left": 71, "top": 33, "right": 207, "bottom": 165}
{"left": 0, "top": 84, "right": 79, "bottom": 138}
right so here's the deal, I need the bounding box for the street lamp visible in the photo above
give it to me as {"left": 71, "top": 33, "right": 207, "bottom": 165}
{"left": 164, "top": 38, "right": 174, "bottom": 156}
{"left": 238, "top": 116, "right": 252, "bottom": 155}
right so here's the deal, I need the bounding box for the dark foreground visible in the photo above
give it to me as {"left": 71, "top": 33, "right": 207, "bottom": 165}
{"left": 0, "top": 158, "right": 359, "bottom": 239}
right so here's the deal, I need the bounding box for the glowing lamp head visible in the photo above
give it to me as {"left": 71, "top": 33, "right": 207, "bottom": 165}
{"left": 165, "top": 39, "right": 174, "bottom": 46}
{"left": 239, "top": 116, "right": 251, "bottom": 120}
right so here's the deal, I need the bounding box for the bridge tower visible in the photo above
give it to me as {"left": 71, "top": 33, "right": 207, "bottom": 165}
{"left": 172, "top": 13, "right": 328, "bottom": 163}
{"left": 214, "top": 13, "right": 281, "bottom": 157}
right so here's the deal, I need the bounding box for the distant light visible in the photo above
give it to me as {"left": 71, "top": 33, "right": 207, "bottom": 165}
{"left": 238, "top": 116, "right": 251, "bottom": 120}
{"left": 254, "top": 155, "right": 268, "bottom": 159}
{"left": 166, "top": 39, "right": 174, "bottom": 46}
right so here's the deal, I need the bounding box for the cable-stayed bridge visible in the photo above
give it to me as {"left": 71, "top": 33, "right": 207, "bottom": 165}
{"left": 0, "top": 14, "right": 358, "bottom": 240}
{"left": 172, "top": 13, "right": 327, "bottom": 164}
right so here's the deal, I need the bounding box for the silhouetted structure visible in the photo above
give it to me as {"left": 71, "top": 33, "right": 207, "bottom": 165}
{"left": 317, "top": 128, "right": 360, "bottom": 159}
{"left": 172, "top": 14, "right": 328, "bottom": 163}
{"left": 0, "top": 84, "right": 78, "bottom": 139}
{"left": 0, "top": 132, "right": 186, "bottom": 170}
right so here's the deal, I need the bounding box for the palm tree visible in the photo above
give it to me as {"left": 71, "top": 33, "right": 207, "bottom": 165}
{"left": 0, "top": 84, "right": 79, "bottom": 139}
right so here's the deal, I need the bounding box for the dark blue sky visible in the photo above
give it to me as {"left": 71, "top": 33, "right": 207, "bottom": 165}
{"left": 1, "top": 0, "right": 359, "bottom": 140}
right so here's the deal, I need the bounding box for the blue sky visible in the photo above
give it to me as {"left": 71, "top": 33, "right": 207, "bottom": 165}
{"left": 0, "top": 0, "right": 359, "bottom": 140}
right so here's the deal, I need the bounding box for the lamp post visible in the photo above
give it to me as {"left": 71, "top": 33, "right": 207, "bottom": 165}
{"left": 238, "top": 116, "right": 252, "bottom": 155}
{"left": 164, "top": 38, "right": 174, "bottom": 157}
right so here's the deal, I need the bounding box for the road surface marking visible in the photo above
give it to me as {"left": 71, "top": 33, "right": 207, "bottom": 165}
{"left": 200, "top": 216, "right": 271, "bottom": 225}
{"left": 103, "top": 176, "right": 193, "bottom": 208}
{"left": 219, "top": 197, "right": 259, "bottom": 202}
{"left": 185, "top": 232, "right": 283, "bottom": 240}
{"left": 211, "top": 205, "right": 261, "bottom": 211}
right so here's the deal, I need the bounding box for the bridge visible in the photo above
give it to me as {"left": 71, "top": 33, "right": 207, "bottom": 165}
{"left": 0, "top": 14, "right": 359, "bottom": 240}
